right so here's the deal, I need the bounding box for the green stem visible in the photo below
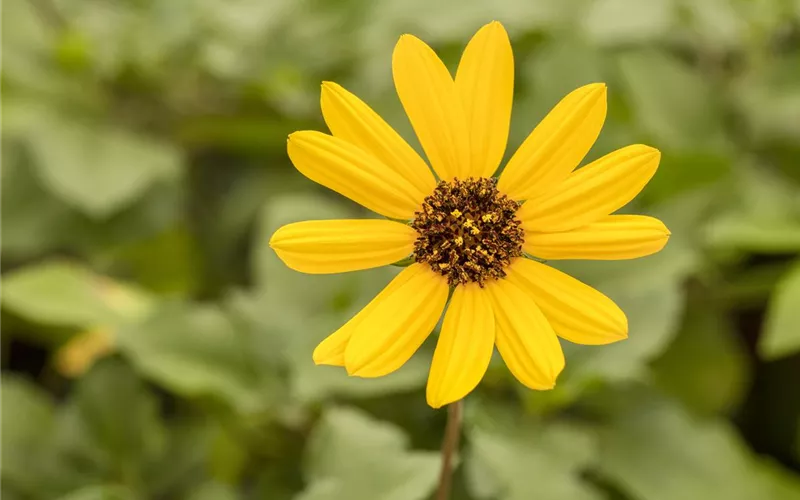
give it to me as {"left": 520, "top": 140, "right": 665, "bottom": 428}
{"left": 435, "top": 399, "right": 463, "bottom": 500}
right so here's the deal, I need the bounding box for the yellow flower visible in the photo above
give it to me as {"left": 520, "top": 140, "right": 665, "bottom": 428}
{"left": 270, "top": 22, "right": 670, "bottom": 408}
{"left": 55, "top": 328, "right": 114, "bottom": 377}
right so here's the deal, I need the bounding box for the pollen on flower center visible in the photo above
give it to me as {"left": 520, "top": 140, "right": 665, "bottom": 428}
{"left": 411, "top": 177, "right": 524, "bottom": 286}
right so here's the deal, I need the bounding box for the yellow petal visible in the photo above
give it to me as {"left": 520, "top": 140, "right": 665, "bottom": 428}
{"left": 426, "top": 284, "right": 495, "bottom": 408}
{"left": 525, "top": 215, "right": 670, "bottom": 260}
{"left": 55, "top": 328, "right": 115, "bottom": 378}
{"left": 505, "top": 258, "right": 627, "bottom": 345}
{"left": 498, "top": 83, "right": 607, "bottom": 201}
{"left": 393, "top": 34, "right": 471, "bottom": 181}
{"left": 486, "top": 278, "right": 564, "bottom": 390}
{"left": 321, "top": 82, "right": 436, "bottom": 197}
{"left": 517, "top": 144, "right": 660, "bottom": 232}
{"left": 455, "top": 21, "right": 514, "bottom": 178}
{"left": 344, "top": 264, "right": 448, "bottom": 377}
{"left": 287, "top": 131, "right": 423, "bottom": 219}
{"left": 312, "top": 328, "right": 349, "bottom": 366}
{"left": 312, "top": 265, "right": 419, "bottom": 366}
{"left": 270, "top": 219, "right": 417, "bottom": 274}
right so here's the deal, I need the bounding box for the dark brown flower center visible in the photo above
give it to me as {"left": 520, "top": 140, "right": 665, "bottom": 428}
{"left": 411, "top": 177, "right": 524, "bottom": 287}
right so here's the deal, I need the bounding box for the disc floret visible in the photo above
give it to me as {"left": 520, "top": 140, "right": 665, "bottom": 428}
{"left": 411, "top": 177, "right": 524, "bottom": 286}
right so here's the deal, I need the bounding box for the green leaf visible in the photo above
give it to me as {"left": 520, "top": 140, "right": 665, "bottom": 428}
{"left": 0, "top": 376, "right": 124, "bottom": 498}
{"left": 1, "top": 0, "right": 61, "bottom": 93}
{"left": 1, "top": 143, "right": 78, "bottom": 257}
{"left": 722, "top": 261, "right": 799, "bottom": 308}
{"left": 144, "top": 419, "right": 214, "bottom": 498}
{"left": 249, "top": 193, "right": 426, "bottom": 402}
{"left": 72, "top": 359, "right": 165, "bottom": 479}
{"left": 734, "top": 53, "right": 800, "bottom": 142}
{"left": 639, "top": 149, "right": 731, "bottom": 203}
{"left": 581, "top": 0, "right": 675, "bottom": 45}
{"left": 116, "top": 302, "right": 276, "bottom": 413}
{"left": 760, "top": 260, "right": 800, "bottom": 359}
{"left": 757, "top": 459, "right": 800, "bottom": 500}
{"left": 184, "top": 482, "right": 240, "bottom": 500}
{"left": 4, "top": 145, "right": 184, "bottom": 261}
{"left": 253, "top": 193, "right": 359, "bottom": 307}
{"left": 535, "top": 240, "right": 693, "bottom": 409}
{"left": 617, "top": 50, "right": 726, "bottom": 150}
{"left": 110, "top": 226, "right": 201, "bottom": 295}
{"left": 288, "top": 314, "right": 429, "bottom": 403}
{"left": 707, "top": 165, "right": 800, "bottom": 253}
{"left": 1, "top": 376, "right": 57, "bottom": 497}
{"left": 0, "top": 487, "right": 23, "bottom": 500}
{"left": 291, "top": 357, "right": 429, "bottom": 404}
{"left": 519, "top": 191, "right": 706, "bottom": 410}
{"left": 360, "top": 0, "right": 580, "bottom": 63}
{"left": 53, "top": 0, "right": 198, "bottom": 76}
{"left": 526, "top": 41, "right": 606, "bottom": 101}
{"left": 1, "top": 260, "right": 153, "bottom": 330}
{"left": 597, "top": 395, "right": 799, "bottom": 500}
{"left": 652, "top": 303, "right": 750, "bottom": 415}
{"left": 228, "top": 287, "right": 428, "bottom": 403}
{"left": 466, "top": 412, "right": 601, "bottom": 500}
{"left": 2, "top": 0, "right": 51, "bottom": 55}
{"left": 297, "top": 407, "right": 439, "bottom": 500}
{"left": 511, "top": 40, "right": 612, "bottom": 157}
{"left": 30, "top": 118, "right": 183, "bottom": 218}
{"left": 797, "top": 418, "right": 800, "bottom": 462}
{"left": 208, "top": 426, "right": 248, "bottom": 485}
{"left": 678, "top": 0, "right": 747, "bottom": 51}
{"left": 56, "top": 485, "right": 136, "bottom": 500}
{"left": 708, "top": 217, "right": 800, "bottom": 253}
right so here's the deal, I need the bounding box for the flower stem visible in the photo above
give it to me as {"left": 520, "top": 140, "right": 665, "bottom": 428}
{"left": 435, "top": 399, "right": 463, "bottom": 500}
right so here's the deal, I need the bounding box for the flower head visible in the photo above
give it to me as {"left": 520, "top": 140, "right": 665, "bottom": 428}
{"left": 270, "top": 21, "right": 670, "bottom": 408}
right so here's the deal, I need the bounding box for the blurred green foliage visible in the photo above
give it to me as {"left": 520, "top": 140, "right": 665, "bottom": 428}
{"left": 3, "top": 0, "right": 800, "bottom": 499}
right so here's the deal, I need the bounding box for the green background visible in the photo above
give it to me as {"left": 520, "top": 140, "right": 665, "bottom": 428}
{"left": 3, "top": 0, "right": 800, "bottom": 499}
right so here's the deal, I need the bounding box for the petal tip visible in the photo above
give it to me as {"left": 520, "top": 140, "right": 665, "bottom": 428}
{"left": 346, "top": 365, "right": 377, "bottom": 378}
{"left": 639, "top": 144, "right": 661, "bottom": 159}
{"left": 395, "top": 33, "right": 429, "bottom": 55}
{"left": 606, "top": 324, "right": 629, "bottom": 344}
{"left": 580, "top": 82, "right": 607, "bottom": 98}
{"left": 486, "top": 20, "right": 507, "bottom": 32}
{"left": 587, "top": 83, "right": 608, "bottom": 105}
{"left": 314, "top": 358, "right": 340, "bottom": 367}
{"left": 344, "top": 354, "right": 363, "bottom": 376}
{"left": 425, "top": 389, "right": 454, "bottom": 409}
{"left": 313, "top": 348, "right": 342, "bottom": 367}
{"left": 320, "top": 80, "right": 338, "bottom": 92}
{"left": 426, "top": 394, "right": 444, "bottom": 409}
{"left": 268, "top": 227, "right": 285, "bottom": 250}
{"left": 396, "top": 33, "right": 417, "bottom": 46}
{"left": 619, "top": 314, "right": 629, "bottom": 340}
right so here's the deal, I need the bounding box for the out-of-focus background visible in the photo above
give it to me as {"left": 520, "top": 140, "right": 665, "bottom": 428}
{"left": 3, "top": 0, "right": 800, "bottom": 499}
